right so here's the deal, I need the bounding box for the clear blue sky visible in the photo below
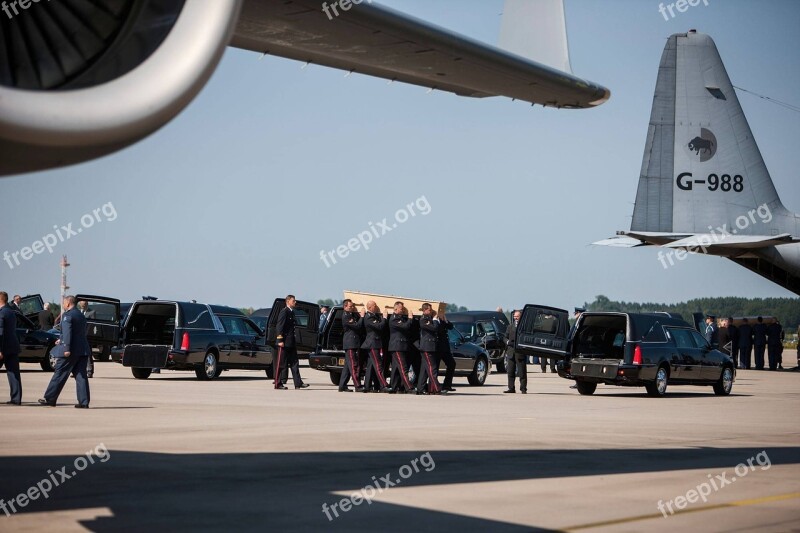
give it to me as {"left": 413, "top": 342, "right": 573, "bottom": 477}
{"left": 1, "top": 0, "right": 798, "bottom": 311}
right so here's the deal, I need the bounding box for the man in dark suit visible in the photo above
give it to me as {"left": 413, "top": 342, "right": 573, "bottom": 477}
{"left": 753, "top": 316, "right": 768, "bottom": 370}
{"left": 0, "top": 292, "right": 23, "bottom": 405}
{"left": 77, "top": 300, "right": 96, "bottom": 378}
{"left": 38, "top": 303, "right": 55, "bottom": 331}
{"left": 274, "top": 295, "right": 308, "bottom": 390}
{"left": 39, "top": 295, "right": 91, "bottom": 408}
{"left": 718, "top": 317, "right": 731, "bottom": 356}
{"left": 415, "top": 304, "right": 442, "bottom": 395}
{"left": 728, "top": 317, "right": 739, "bottom": 367}
{"left": 766, "top": 319, "right": 783, "bottom": 371}
{"left": 738, "top": 318, "right": 753, "bottom": 369}
{"left": 339, "top": 299, "right": 364, "bottom": 392}
{"left": 704, "top": 315, "right": 719, "bottom": 349}
{"left": 434, "top": 312, "right": 456, "bottom": 392}
{"left": 362, "top": 301, "right": 389, "bottom": 393}
{"left": 504, "top": 310, "right": 526, "bottom": 394}
{"left": 8, "top": 295, "right": 22, "bottom": 314}
{"left": 388, "top": 302, "right": 415, "bottom": 393}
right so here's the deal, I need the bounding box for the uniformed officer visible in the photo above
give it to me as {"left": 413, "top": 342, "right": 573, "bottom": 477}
{"left": 415, "top": 304, "right": 442, "bottom": 395}
{"left": 753, "top": 316, "right": 767, "bottom": 370}
{"left": 704, "top": 315, "right": 719, "bottom": 349}
{"left": 388, "top": 302, "right": 415, "bottom": 393}
{"left": 274, "top": 295, "right": 308, "bottom": 390}
{"left": 434, "top": 312, "right": 456, "bottom": 392}
{"left": 738, "top": 318, "right": 753, "bottom": 369}
{"left": 766, "top": 319, "right": 783, "bottom": 371}
{"left": 0, "top": 291, "right": 22, "bottom": 405}
{"left": 504, "top": 310, "right": 526, "bottom": 394}
{"left": 362, "top": 300, "right": 389, "bottom": 393}
{"left": 339, "top": 299, "right": 364, "bottom": 392}
{"left": 728, "top": 317, "right": 739, "bottom": 367}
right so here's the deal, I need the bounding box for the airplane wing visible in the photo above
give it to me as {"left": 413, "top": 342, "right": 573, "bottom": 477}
{"left": 231, "top": 0, "right": 610, "bottom": 109}
{"left": 664, "top": 234, "right": 799, "bottom": 250}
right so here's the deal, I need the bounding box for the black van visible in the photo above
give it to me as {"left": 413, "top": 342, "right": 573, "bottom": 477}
{"left": 514, "top": 305, "right": 735, "bottom": 397}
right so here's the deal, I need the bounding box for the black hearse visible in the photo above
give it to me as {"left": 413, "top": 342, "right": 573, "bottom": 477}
{"left": 514, "top": 305, "right": 735, "bottom": 397}
{"left": 114, "top": 298, "right": 319, "bottom": 380}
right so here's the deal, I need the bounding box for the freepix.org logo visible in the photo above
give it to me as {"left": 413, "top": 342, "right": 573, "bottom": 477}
{"left": 687, "top": 128, "right": 717, "bottom": 162}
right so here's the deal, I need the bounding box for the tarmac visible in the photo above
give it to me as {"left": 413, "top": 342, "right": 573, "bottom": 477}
{"left": 0, "top": 361, "right": 798, "bottom": 532}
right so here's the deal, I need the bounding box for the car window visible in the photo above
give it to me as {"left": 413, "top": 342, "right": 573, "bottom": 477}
{"left": 181, "top": 304, "right": 214, "bottom": 329}
{"left": 690, "top": 330, "right": 710, "bottom": 349}
{"left": 480, "top": 321, "right": 497, "bottom": 335}
{"left": 243, "top": 319, "right": 262, "bottom": 336}
{"left": 77, "top": 300, "right": 119, "bottom": 324}
{"left": 447, "top": 328, "right": 463, "bottom": 344}
{"left": 453, "top": 322, "right": 474, "bottom": 338}
{"left": 667, "top": 328, "right": 695, "bottom": 349}
{"left": 19, "top": 297, "right": 43, "bottom": 316}
{"left": 219, "top": 316, "right": 246, "bottom": 335}
{"left": 531, "top": 311, "right": 560, "bottom": 335}
{"left": 294, "top": 308, "right": 309, "bottom": 328}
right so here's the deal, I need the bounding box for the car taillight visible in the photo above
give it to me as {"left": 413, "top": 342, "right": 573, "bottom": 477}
{"left": 633, "top": 344, "right": 642, "bottom": 365}
{"left": 181, "top": 332, "right": 190, "bottom": 351}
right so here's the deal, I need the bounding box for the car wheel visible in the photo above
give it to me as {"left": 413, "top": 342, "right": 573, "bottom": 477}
{"left": 575, "top": 380, "right": 597, "bottom": 395}
{"left": 132, "top": 367, "right": 152, "bottom": 380}
{"left": 645, "top": 366, "right": 669, "bottom": 397}
{"left": 40, "top": 350, "right": 57, "bottom": 372}
{"left": 713, "top": 366, "right": 734, "bottom": 396}
{"left": 330, "top": 371, "right": 342, "bottom": 385}
{"left": 195, "top": 352, "right": 219, "bottom": 381}
{"left": 468, "top": 356, "right": 489, "bottom": 386}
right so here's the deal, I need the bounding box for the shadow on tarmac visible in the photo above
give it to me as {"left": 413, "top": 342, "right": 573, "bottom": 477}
{"left": 0, "top": 447, "right": 798, "bottom": 531}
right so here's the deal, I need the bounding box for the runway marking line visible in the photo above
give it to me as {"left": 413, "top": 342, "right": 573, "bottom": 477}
{"left": 563, "top": 491, "right": 800, "bottom": 530}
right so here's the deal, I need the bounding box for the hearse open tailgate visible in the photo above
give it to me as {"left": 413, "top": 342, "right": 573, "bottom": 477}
{"left": 569, "top": 358, "right": 622, "bottom": 380}
{"left": 122, "top": 345, "right": 170, "bottom": 368}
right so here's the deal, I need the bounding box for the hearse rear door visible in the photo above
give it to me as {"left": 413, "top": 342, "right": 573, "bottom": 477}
{"left": 515, "top": 304, "right": 570, "bottom": 361}
{"left": 267, "top": 298, "right": 320, "bottom": 355}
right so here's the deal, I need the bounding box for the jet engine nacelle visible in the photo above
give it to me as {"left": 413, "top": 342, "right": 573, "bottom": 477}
{"left": 0, "top": 0, "right": 242, "bottom": 176}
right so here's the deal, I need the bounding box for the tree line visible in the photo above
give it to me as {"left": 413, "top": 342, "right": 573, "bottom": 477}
{"left": 585, "top": 295, "right": 800, "bottom": 330}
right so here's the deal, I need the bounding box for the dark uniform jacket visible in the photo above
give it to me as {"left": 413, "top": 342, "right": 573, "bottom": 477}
{"left": 418, "top": 315, "right": 438, "bottom": 352}
{"left": 505, "top": 320, "right": 518, "bottom": 356}
{"left": 342, "top": 311, "right": 364, "bottom": 350}
{"left": 60, "top": 308, "right": 91, "bottom": 357}
{"left": 718, "top": 327, "right": 730, "bottom": 355}
{"left": 766, "top": 322, "right": 782, "bottom": 346}
{"left": 361, "top": 312, "right": 385, "bottom": 350}
{"left": 276, "top": 307, "right": 296, "bottom": 348}
{"left": 38, "top": 310, "right": 55, "bottom": 330}
{"left": 0, "top": 306, "right": 21, "bottom": 356}
{"left": 434, "top": 318, "right": 454, "bottom": 355}
{"left": 753, "top": 323, "right": 768, "bottom": 346}
{"left": 738, "top": 324, "right": 753, "bottom": 346}
{"left": 388, "top": 314, "right": 413, "bottom": 352}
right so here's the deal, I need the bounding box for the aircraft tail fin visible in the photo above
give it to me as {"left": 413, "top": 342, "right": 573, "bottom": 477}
{"left": 631, "top": 31, "right": 787, "bottom": 236}
{"left": 499, "top": 0, "right": 572, "bottom": 74}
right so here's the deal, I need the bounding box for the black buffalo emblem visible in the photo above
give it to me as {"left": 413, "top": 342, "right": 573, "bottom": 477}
{"left": 688, "top": 136, "right": 714, "bottom": 155}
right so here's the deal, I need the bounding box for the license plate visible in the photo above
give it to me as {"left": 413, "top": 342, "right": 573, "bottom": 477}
{"left": 338, "top": 358, "right": 345, "bottom": 366}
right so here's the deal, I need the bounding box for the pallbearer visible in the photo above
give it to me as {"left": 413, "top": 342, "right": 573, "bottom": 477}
{"left": 339, "top": 299, "right": 364, "bottom": 392}
{"left": 362, "top": 300, "right": 389, "bottom": 393}
{"left": 388, "top": 302, "right": 415, "bottom": 393}
{"left": 434, "top": 311, "right": 456, "bottom": 392}
{"left": 415, "top": 303, "right": 442, "bottom": 395}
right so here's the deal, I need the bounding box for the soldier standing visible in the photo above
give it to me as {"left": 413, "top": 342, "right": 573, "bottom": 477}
{"left": 753, "top": 316, "right": 767, "bottom": 370}
{"left": 415, "top": 304, "right": 442, "bottom": 395}
{"left": 362, "top": 301, "right": 389, "bottom": 393}
{"left": 388, "top": 302, "right": 415, "bottom": 393}
{"left": 435, "top": 312, "right": 456, "bottom": 392}
{"left": 738, "top": 318, "right": 753, "bottom": 369}
{"left": 275, "top": 295, "right": 308, "bottom": 390}
{"left": 766, "top": 319, "right": 783, "bottom": 371}
{"left": 704, "top": 315, "right": 719, "bottom": 349}
{"left": 728, "top": 317, "right": 739, "bottom": 367}
{"left": 504, "top": 310, "right": 526, "bottom": 394}
{"left": 339, "top": 299, "right": 364, "bottom": 392}
{"left": 718, "top": 317, "right": 731, "bottom": 356}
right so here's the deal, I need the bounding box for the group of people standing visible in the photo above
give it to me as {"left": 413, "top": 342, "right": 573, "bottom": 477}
{"left": 706, "top": 315, "right": 786, "bottom": 370}
{"left": 0, "top": 292, "right": 92, "bottom": 407}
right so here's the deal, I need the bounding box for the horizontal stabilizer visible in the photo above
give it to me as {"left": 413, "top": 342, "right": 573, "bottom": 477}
{"left": 591, "top": 236, "right": 649, "bottom": 248}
